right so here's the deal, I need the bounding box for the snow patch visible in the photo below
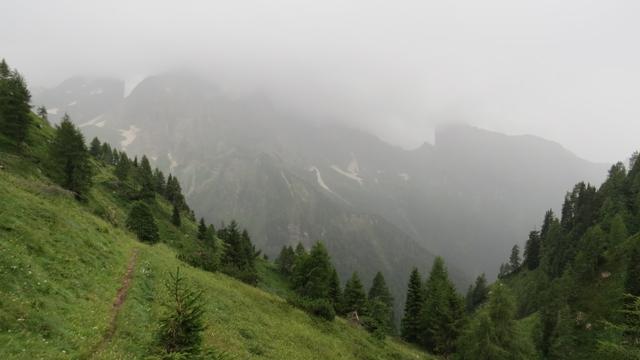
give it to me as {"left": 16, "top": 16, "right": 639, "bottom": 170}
{"left": 79, "top": 114, "right": 103, "bottom": 128}
{"left": 331, "top": 165, "right": 363, "bottom": 185}
{"left": 280, "top": 171, "right": 295, "bottom": 197}
{"left": 94, "top": 120, "right": 106, "bottom": 128}
{"left": 47, "top": 108, "right": 59, "bottom": 115}
{"left": 124, "top": 75, "right": 145, "bottom": 97}
{"left": 398, "top": 173, "right": 410, "bottom": 181}
{"left": 150, "top": 156, "right": 158, "bottom": 161}
{"left": 330, "top": 154, "right": 363, "bottom": 185}
{"left": 309, "top": 166, "right": 333, "bottom": 193}
{"left": 89, "top": 88, "right": 103, "bottom": 95}
{"left": 67, "top": 100, "right": 77, "bottom": 106}
{"left": 167, "top": 153, "right": 178, "bottom": 172}
{"left": 119, "top": 125, "right": 140, "bottom": 148}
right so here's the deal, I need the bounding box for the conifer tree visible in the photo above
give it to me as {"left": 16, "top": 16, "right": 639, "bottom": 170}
{"left": 197, "top": 218, "right": 208, "bottom": 241}
{"left": 171, "top": 203, "right": 181, "bottom": 227}
{"left": 36, "top": 105, "right": 48, "bottom": 123}
{"left": 328, "top": 268, "right": 342, "bottom": 311}
{"left": 609, "top": 214, "right": 629, "bottom": 246}
{"left": 367, "top": 271, "right": 394, "bottom": 334}
{"left": 466, "top": 273, "right": 489, "bottom": 312}
{"left": 292, "top": 242, "right": 333, "bottom": 300}
{"left": 0, "top": 63, "right": 31, "bottom": 148}
{"left": 48, "top": 114, "right": 93, "bottom": 198}
{"left": 115, "top": 152, "right": 130, "bottom": 181}
{"left": 276, "top": 245, "right": 296, "bottom": 275}
{"left": 89, "top": 137, "right": 101, "bottom": 158}
{"left": 418, "top": 257, "right": 463, "bottom": 355}
{"left": 523, "top": 230, "right": 541, "bottom": 270}
{"left": 457, "top": 283, "right": 534, "bottom": 359}
{"left": 342, "top": 272, "right": 368, "bottom": 316}
{"left": 401, "top": 268, "right": 423, "bottom": 343}
{"left": 138, "top": 155, "right": 155, "bottom": 199}
{"left": 509, "top": 244, "right": 521, "bottom": 272}
{"left": 126, "top": 202, "right": 159, "bottom": 243}
{"left": 153, "top": 168, "right": 166, "bottom": 193}
{"left": 295, "top": 242, "right": 306, "bottom": 257}
{"left": 156, "top": 268, "right": 206, "bottom": 356}
{"left": 100, "top": 142, "right": 113, "bottom": 164}
{"left": 625, "top": 241, "right": 640, "bottom": 298}
{"left": 574, "top": 225, "right": 606, "bottom": 280}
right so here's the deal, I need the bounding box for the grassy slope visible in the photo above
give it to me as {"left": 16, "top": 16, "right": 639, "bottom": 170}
{"left": 0, "top": 116, "right": 432, "bottom": 360}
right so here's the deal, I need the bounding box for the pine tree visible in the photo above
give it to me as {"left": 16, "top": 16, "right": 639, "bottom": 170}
{"left": 418, "top": 257, "right": 463, "bottom": 355}
{"left": 89, "top": 137, "right": 101, "bottom": 158}
{"left": 401, "top": 268, "right": 423, "bottom": 343}
{"left": 523, "top": 230, "right": 541, "bottom": 270}
{"left": 367, "top": 271, "right": 394, "bottom": 335}
{"left": 171, "top": 203, "right": 181, "bottom": 227}
{"left": 609, "top": 213, "right": 629, "bottom": 246}
{"left": 295, "top": 242, "right": 306, "bottom": 257}
{"left": 156, "top": 268, "right": 206, "bottom": 356}
{"left": 126, "top": 202, "right": 159, "bottom": 243}
{"left": 509, "top": 244, "right": 521, "bottom": 272}
{"left": 342, "top": 272, "right": 368, "bottom": 316}
{"left": 48, "top": 114, "right": 93, "bottom": 198}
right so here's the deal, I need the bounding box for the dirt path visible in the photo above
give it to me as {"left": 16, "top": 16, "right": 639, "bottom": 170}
{"left": 85, "top": 248, "right": 140, "bottom": 358}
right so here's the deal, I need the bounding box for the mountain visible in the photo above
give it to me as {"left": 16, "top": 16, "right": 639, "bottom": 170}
{"left": 33, "top": 72, "right": 608, "bottom": 312}
{"left": 0, "top": 114, "right": 431, "bottom": 359}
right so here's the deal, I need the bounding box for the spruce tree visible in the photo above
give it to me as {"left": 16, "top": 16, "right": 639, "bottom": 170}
{"left": 138, "top": 155, "right": 155, "bottom": 199}
{"left": 48, "top": 114, "right": 93, "bottom": 198}
{"left": 115, "top": 152, "right": 130, "bottom": 181}
{"left": 625, "top": 241, "right": 640, "bottom": 298}
{"left": 89, "top": 137, "right": 101, "bottom": 158}
{"left": 276, "top": 245, "right": 296, "bottom": 275}
{"left": 328, "top": 268, "right": 342, "bottom": 311}
{"left": 367, "top": 271, "right": 394, "bottom": 334}
{"left": 197, "top": 218, "right": 208, "bottom": 240}
{"left": 342, "top": 272, "right": 368, "bottom": 316}
{"left": 466, "top": 273, "right": 489, "bottom": 312}
{"left": 156, "top": 268, "right": 206, "bottom": 356}
{"left": 292, "top": 242, "right": 333, "bottom": 300}
{"left": 523, "top": 230, "right": 541, "bottom": 270}
{"left": 153, "top": 168, "right": 166, "bottom": 193}
{"left": 0, "top": 64, "right": 31, "bottom": 148}
{"left": 171, "top": 203, "right": 181, "bottom": 227}
{"left": 100, "top": 142, "right": 113, "bottom": 164}
{"left": 418, "top": 257, "right": 463, "bottom": 355}
{"left": 401, "top": 268, "right": 423, "bottom": 343}
{"left": 126, "top": 202, "right": 159, "bottom": 243}
{"left": 509, "top": 244, "right": 521, "bottom": 272}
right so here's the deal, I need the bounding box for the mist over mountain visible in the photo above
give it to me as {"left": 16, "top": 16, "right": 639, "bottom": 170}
{"left": 33, "top": 72, "right": 608, "bottom": 315}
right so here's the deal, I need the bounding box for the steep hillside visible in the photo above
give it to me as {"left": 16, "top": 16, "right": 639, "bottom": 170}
{"left": 35, "top": 72, "right": 606, "bottom": 319}
{"left": 0, "top": 115, "right": 431, "bottom": 359}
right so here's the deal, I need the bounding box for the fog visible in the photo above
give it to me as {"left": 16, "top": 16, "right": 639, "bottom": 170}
{"left": 2, "top": 0, "right": 639, "bottom": 163}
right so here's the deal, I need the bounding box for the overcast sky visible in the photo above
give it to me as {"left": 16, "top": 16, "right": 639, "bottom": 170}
{"left": 1, "top": 0, "right": 639, "bottom": 163}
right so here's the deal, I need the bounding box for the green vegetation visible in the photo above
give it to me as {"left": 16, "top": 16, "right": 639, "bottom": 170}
{"left": 0, "top": 60, "right": 431, "bottom": 359}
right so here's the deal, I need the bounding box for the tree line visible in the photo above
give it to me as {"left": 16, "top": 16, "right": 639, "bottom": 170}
{"left": 276, "top": 242, "right": 395, "bottom": 338}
